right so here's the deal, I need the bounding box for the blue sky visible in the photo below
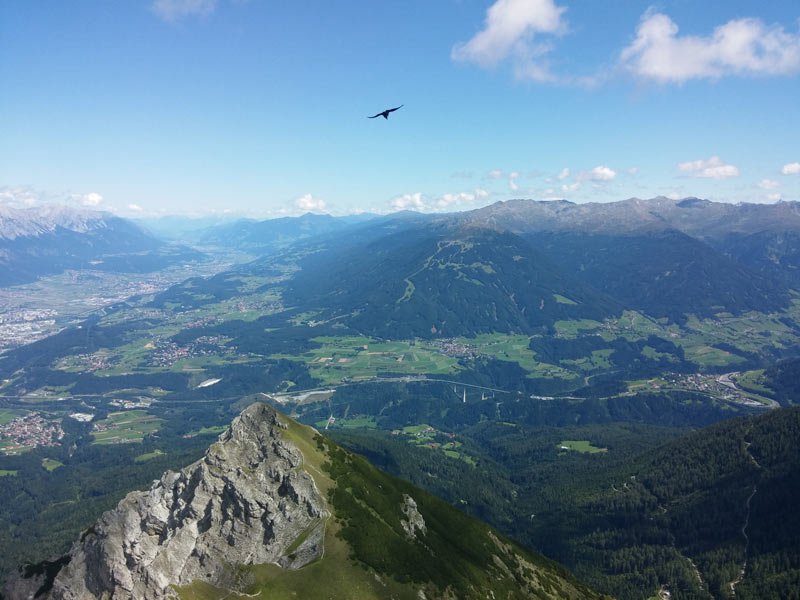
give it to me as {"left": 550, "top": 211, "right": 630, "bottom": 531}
{"left": 1, "top": 0, "right": 799, "bottom": 217}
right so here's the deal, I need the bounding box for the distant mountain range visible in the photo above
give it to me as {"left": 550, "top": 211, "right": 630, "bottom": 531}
{"left": 7, "top": 195, "right": 796, "bottom": 351}
{"left": 459, "top": 197, "right": 800, "bottom": 290}
{"left": 0, "top": 205, "right": 140, "bottom": 242}
{"left": 0, "top": 205, "right": 202, "bottom": 286}
{"left": 270, "top": 198, "right": 800, "bottom": 334}
{"left": 456, "top": 196, "right": 800, "bottom": 237}
{"left": 196, "top": 212, "right": 377, "bottom": 252}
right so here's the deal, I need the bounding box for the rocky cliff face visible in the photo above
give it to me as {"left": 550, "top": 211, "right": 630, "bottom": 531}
{"left": 6, "top": 403, "right": 327, "bottom": 600}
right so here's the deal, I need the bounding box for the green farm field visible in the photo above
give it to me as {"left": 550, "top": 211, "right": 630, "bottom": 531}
{"left": 41, "top": 458, "right": 64, "bottom": 471}
{"left": 0, "top": 409, "right": 26, "bottom": 425}
{"left": 134, "top": 449, "right": 166, "bottom": 463}
{"left": 91, "top": 410, "right": 162, "bottom": 445}
{"left": 273, "top": 336, "right": 460, "bottom": 385}
{"left": 558, "top": 440, "right": 608, "bottom": 454}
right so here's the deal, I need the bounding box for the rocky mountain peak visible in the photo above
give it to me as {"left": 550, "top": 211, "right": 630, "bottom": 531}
{"left": 6, "top": 403, "right": 328, "bottom": 600}
{"left": 0, "top": 205, "right": 111, "bottom": 241}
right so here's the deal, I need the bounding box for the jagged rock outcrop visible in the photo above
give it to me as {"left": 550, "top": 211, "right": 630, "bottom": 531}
{"left": 6, "top": 403, "right": 327, "bottom": 600}
{"left": 400, "top": 494, "right": 426, "bottom": 540}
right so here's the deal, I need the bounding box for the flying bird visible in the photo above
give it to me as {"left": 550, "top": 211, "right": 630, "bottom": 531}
{"left": 368, "top": 105, "right": 404, "bottom": 120}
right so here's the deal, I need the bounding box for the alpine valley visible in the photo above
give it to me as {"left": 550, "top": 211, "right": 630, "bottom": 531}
{"left": 2, "top": 197, "right": 800, "bottom": 600}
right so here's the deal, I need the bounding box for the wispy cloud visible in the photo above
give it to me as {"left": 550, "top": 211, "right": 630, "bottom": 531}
{"left": 782, "top": 162, "right": 800, "bottom": 175}
{"left": 678, "top": 156, "right": 739, "bottom": 179}
{"left": 577, "top": 165, "right": 617, "bottom": 182}
{"left": 151, "top": 0, "right": 217, "bottom": 23}
{"left": 621, "top": 12, "right": 800, "bottom": 83}
{"left": 758, "top": 179, "right": 780, "bottom": 190}
{"left": 294, "top": 193, "right": 326, "bottom": 212}
{"left": 391, "top": 192, "right": 426, "bottom": 212}
{"left": 436, "top": 188, "right": 489, "bottom": 209}
{"left": 0, "top": 185, "right": 43, "bottom": 207}
{"left": 1, "top": 186, "right": 110, "bottom": 209}
{"left": 452, "top": 0, "right": 567, "bottom": 82}
{"left": 389, "top": 188, "right": 491, "bottom": 213}
{"left": 78, "top": 192, "right": 104, "bottom": 207}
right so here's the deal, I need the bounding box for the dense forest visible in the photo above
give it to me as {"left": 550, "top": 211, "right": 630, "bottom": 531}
{"left": 332, "top": 407, "right": 800, "bottom": 600}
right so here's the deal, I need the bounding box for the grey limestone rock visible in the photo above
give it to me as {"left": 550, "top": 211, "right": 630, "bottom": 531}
{"left": 400, "top": 494, "right": 426, "bottom": 540}
{"left": 7, "top": 403, "right": 328, "bottom": 600}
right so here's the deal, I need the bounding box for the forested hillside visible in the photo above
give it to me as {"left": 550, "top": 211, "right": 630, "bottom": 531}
{"left": 332, "top": 407, "right": 800, "bottom": 600}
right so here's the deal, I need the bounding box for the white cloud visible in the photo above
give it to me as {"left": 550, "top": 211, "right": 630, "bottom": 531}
{"left": 577, "top": 165, "right": 617, "bottom": 182}
{"left": 80, "top": 192, "right": 103, "bottom": 207}
{"left": 557, "top": 167, "right": 570, "bottom": 180}
{"left": 509, "top": 171, "right": 520, "bottom": 191}
{"left": 2, "top": 187, "right": 109, "bottom": 209}
{"left": 452, "top": 0, "right": 567, "bottom": 82}
{"left": 391, "top": 192, "right": 426, "bottom": 212}
{"left": 487, "top": 169, "right": 504, "bottom": 179}
{"left": 127, "top": 203, "right": 143, "bottom": 212}
{"left": 678, "top": 156, "right": 739, "bottom": 179}
{"left": 561, "top": 182, "right": 580, "bottom": 193}
{"left": 758, "top": 179, "right": 780, "bottom": 190}
{"left": 621, "top": 12, "right": 800, "bottom": 83}
{"left": 767, "top": 193, "right": 782, "bottom": 202}
{"left": 152, "top": 0, "right": 217, "bottom": 22}
{"left": 782, "top": 162, "right": 800, "bottom": 175}
{"left": 436, "top": 188, "right": 490, "bottom": 209}
{"left": 294, "top": 193, "right": 326, "bottom": 212}
{"left": 0, "top": 185, "right": 41, "bottom": 207}
{"left": 627, "top": 167, "right": 639, "bottom": 176}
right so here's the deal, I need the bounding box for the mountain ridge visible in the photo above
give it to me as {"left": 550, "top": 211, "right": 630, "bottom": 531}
{"left": 3, "top": 402, "right": 607, "bottom": 600}
{"left": 455, "top": 197, "right": 800, "bottom": 238}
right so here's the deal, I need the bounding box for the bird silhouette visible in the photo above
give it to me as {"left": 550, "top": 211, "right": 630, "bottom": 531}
{"left": 368, "top": 105, "right": 404, "bottom": 119}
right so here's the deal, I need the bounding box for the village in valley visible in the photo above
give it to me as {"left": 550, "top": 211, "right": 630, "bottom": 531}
{"left": 0, "top": 413, "right": 65, "bottom": 455}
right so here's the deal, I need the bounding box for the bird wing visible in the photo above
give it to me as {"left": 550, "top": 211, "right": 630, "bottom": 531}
{"left": 367, "top": 105, "right": 403, "bottom": 119}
